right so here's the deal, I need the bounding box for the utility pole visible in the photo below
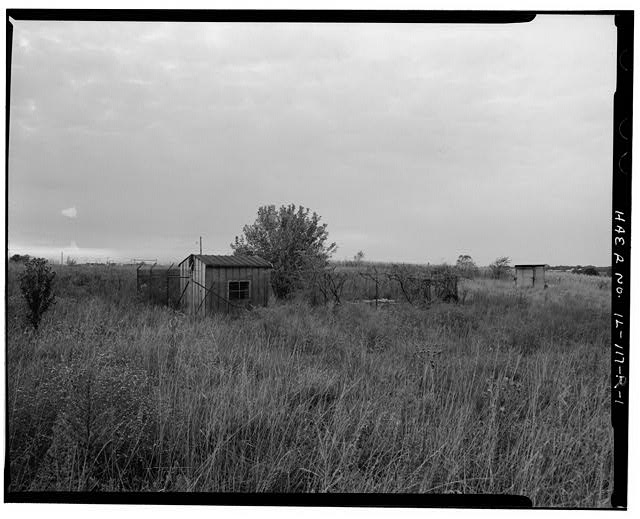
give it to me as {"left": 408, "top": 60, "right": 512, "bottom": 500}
{"left": 200, "top": 236, "right": 202, "bottom": 255}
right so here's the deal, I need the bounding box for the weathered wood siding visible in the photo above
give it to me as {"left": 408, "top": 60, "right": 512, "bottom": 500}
{"left": 179, "top": 260, "right": 189, "bottom": 313}
{"left": 261, "top": 269, "right": 272, "bottom": 305}
{"left": 195, "top": 258, "right": 207, "bottom": 315}
{"left": 204, "top": 266, "right": 271, "bottom": 314}
{"left": 517, "top": 268, "right": 533, "bottom": 287}
{"left": 180, "top": 255, "right": 272, "bottom": 315}
{"left": 179, "top": 255, "right": 207, "bottom": 316}
{"left": 516, "top": 266, "right": 546, "bottom": 288}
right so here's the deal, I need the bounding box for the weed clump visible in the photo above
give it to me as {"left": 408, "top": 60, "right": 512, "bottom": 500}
{"left": 19, "top": 257, "right": 56, "bottom": 330}
{"left": 29, "top": 353, "right": 154, "bottom": 491}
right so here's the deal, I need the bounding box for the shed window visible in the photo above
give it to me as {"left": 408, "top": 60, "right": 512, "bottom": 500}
{"left": 228, "top": 280, "right": 250, "bottom": 300}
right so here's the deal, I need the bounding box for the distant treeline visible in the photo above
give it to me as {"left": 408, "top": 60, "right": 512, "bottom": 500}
{"left": 11, "top": 254, "right": 612, "bottom": 278}
{"left": 336, "top": 259, "right": 611, "bottom": 276}
{"left": 10, "top": 254, "right": 135, "bottom": 267}
{"left": 548, "top": 265, "right": 611, "bottom": 277}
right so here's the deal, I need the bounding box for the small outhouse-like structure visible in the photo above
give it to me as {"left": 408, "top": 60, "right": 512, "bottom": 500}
{"left": 179, "top": 254, "right": 272, "bottom": 315}
{"left": 514, "top": 264, "right": 547, "bottom": 288}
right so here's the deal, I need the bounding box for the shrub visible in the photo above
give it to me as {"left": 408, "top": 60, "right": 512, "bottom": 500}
{"left": 456, "top": 254, "right": 478, "bottom": 278}
{"left": 489, "top": 256, "right": 512, "bottom": 279}
{"left": 10, "top": 253, "right": 31, "bottom": 263}
{"left": 30, "top": 353, "right": 154, "bottom": 491}
{"left": 19, "top": 257, "right": 56, "bottom": 329}
{"left": 231, "top": 204, "right": 337, "bottom": 299}
{"left": 573, "top": 266, "right": 600, "bottom": 276}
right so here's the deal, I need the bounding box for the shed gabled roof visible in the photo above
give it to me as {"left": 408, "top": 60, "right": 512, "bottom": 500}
{"left": 514, "top": 264, "right": 547, "bottom": 268}
{"left": 185, "top": 254, "right": 272, "bottom": 268}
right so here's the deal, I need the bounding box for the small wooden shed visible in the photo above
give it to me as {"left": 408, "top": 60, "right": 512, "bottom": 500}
{"left": 515, "top": 264, "right": 547, "bottom": 288}
{"left": 179, "top": 254, "right": 272, "bottom": 316}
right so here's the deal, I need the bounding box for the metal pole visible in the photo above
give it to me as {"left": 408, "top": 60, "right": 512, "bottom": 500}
{"left": 176, "top": 279, "right": 190, "bottom": 307}
{"left": 200, "top": 236, "right": 202, "bottom": 255}
{"left": 375, "top": 277, "right": 378, "bottom": 309}
{"left": 166, "top": 262, "right": 174, "bottom": 306}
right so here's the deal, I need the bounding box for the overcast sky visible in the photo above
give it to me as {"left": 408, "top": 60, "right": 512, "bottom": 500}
{"left": 8, "top": 15, "right": 616, "bottom": 265}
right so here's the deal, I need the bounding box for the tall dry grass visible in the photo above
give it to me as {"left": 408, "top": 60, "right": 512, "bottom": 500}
{"left": 6, "top": 265, "right": 612, "bottom": 506}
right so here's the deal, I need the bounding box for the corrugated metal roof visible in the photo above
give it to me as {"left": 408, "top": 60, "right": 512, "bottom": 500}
{"left": 190, "top": 254, "right": 273, "bottom": 268}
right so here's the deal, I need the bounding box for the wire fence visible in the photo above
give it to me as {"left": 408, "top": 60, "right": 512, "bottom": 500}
{"left": 135, "top": 264, "right": 182, "bottom": 308}
{"left": 136, "top": 263, "right": 460, "bottom": 314}
{"left": 136, "top": 264, "right": 250, "bottom": 315}
{"left": 305, "top": 265, "right": 459, "bottom": 307}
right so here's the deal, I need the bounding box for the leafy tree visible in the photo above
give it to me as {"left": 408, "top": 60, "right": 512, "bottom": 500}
{"left": 489, "top": 256, "right": 512, "bottom": 279}
{"left": 353, "top": 250, "right": 365, "bottom": 264}
{"left": 231, "top": 204, "right": 337, "bottom": 298}
{"left": 455, "top": 254, "right": 478, "bottom": 278}
{"left": 19, "top": 257, "right": 56, "bottom": 329}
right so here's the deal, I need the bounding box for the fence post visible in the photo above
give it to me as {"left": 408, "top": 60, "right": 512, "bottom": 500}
{"left": 136, "top": 263, "right": 142, "bottom": 294}
{"left": 375, "top": 277, "right": 379, "bottom": 309}
{"left": 165, "top": 263, "right": 174, "bottom": 307}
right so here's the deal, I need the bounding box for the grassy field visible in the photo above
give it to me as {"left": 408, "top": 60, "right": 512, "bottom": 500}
{"left": 6, "top": 263, "right": 612, "bottom": 506}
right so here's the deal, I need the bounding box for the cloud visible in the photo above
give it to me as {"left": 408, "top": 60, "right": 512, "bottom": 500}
{"left": 9, "top": 18, "right": 615, "bottom": 266}
{"left": 61, "top": 207, "right": 77, "bottom": 218}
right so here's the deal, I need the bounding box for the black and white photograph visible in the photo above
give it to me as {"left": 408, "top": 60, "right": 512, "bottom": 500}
{"left": 4, "top": 8, "right": 632, "bottom": 510}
